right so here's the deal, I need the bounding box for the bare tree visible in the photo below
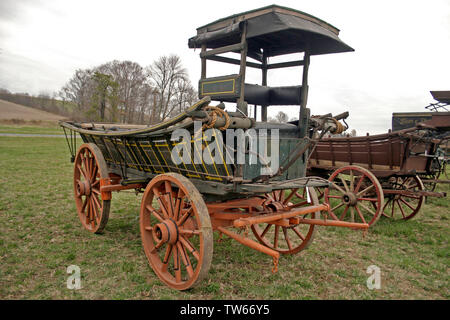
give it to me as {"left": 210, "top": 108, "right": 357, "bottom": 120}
{"left": 97, "top": 60, "right": 148, "bottom": 123}
{"left": 274, "top": 111, "right": 289, "bottom": 123}
{"left": 60, "top": 69, "right": 94, "bottom": 114}
{"left": 146, "top": 55, "right": 191, "bottom": 121}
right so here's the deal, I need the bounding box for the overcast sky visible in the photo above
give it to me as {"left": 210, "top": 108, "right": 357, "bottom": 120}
{"left": 0, "top": 0, "right": 449, "bottom": 134}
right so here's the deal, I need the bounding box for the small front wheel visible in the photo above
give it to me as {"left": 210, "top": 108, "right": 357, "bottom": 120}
{"left": 251, "top": 187, "right": 319, "bottom": 255}
{"left": 140, "top": 173, "right": 213, "bottom": 290}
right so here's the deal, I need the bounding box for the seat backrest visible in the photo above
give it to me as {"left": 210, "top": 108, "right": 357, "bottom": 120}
{"left": 198, "top": 75, "right": 302, "bottom": 106}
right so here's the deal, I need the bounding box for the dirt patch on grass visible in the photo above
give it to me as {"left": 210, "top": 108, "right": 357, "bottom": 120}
{"left": 0, "top": 99, "right": 66, "bottom": 123}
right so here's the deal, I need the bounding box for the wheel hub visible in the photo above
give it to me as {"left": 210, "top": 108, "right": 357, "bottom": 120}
{"left": 76, "top": 180, "right": 91, "bottom": 196}
{"left": 342, "top": 192, "right": 357, "bottom": 206}
{"left": 152, "top": 219, "right": 178, "bottom": 245}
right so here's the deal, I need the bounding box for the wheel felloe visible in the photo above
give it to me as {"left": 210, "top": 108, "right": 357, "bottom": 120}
{"left": 73, "top": 143, "right": 111, "bottom": 234}
{"left": 140, "top": 173, "right": 213, "bottom": 290}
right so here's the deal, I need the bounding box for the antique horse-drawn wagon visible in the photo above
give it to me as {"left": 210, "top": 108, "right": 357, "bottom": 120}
{"left": 308, "top": 118, "right": 449, "bottom": 227}
{"left": 60, "top": 5, "right": 367, "bottom": 290}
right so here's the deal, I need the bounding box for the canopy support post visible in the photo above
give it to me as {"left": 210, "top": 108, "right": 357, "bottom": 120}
{"left": 237, "top": 23, "right": 248, "bottom": 116}
{"left": 261, "top": 52, "right": 268, "bottom": 122}
{"left": 299, "top": 51, "right": 310, "bottom": 137}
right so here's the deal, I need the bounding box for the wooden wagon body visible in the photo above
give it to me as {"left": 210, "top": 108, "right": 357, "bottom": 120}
{"left": 308, "top": 127, "right": 441, "bottom": 178}
{"left": 307, "top": 124, "right": 448, "bottom": 226}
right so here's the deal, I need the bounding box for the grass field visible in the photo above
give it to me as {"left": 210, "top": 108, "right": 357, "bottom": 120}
{"left": 0, "top": 124, "right": 63, "bottom": 135}
{"left": 0, "top": 133, "right": 448, "bottom": 300}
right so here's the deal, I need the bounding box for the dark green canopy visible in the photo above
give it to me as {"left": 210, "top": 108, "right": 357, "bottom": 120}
{"left": 188, "top": 4, "right": 354, "bottom": 60}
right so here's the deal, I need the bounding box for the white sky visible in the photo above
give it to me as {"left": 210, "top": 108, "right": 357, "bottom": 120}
{"left": 0, "top": 0, "right": 449, "bottom": 134}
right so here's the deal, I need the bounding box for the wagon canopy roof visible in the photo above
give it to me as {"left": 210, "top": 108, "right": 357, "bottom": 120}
{"left": 430, "top": 91, "right": 450, "bottom": 103}
{"left": 188, "top": 4, "right": 354, "bottom": 60}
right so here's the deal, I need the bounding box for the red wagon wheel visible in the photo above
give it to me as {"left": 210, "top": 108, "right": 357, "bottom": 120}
{"left": 73, "top": 143, "right": 111, "bottom": 234}
{"left": 140, "top": 173, "right": 213, "bottom": 290}
{"left": 382, "top": 175, "right": 424, "bottom": 220}
{"left": 251, "top": 187, "right": 319, "bottom": 255}
{"left": 324, "top": 165, "right": 384, "bottom": 226}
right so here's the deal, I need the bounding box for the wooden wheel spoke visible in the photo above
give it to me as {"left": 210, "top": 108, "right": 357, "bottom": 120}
{"left": 294, "top": 190, "right": 305, "bottom": 199}
{"left": 354, "top": 206, "right": 367, "bottom": 224}
{"left": 173, "top": 245, "right": 182, "bottom": 283}
{"left": 91, "top": 165, "right": 98, "bottom": 183}
{"left": 399, "top": 197, "right": 416, "bottom": 211}
{"left": 164, "top": 181, "right": 175, "bottom": 218}
{"left": 396, "top": 200, "right": 407, "bottom": 219}
{"left": 173, "top": 188, "right": 184, "bottom": 221}
{"left": 349, "top": 170, "right": 354, "bottom": 191}
{"left": 350, "top": 207, "right": 355, "bottom": 222}
{"left": 161, "top": 244, "right": 173, "bottom": 272}
{"left": 353, "top": 175, "right": 365, "bottom": 193}
{"left": 164, "top": 193, "right": 174, "bottom": 218}
{"left": 282, "top": 227, "right": 293, "bottom": 250}
{"left": 357, "top": 197, "right": 378, "bottom": 202}
{"left": 273, "top": 225, "right": 280, "bottom": 249}
{"left": 340, "top": 205, "right": 349, "bottom": 220}
{"left": 177, "top": 207, "right": 193, "bottom": 226}
{"left": 146, "top": 204, "right": 164, "bottom": 222}
{"left": 82, "top": 155, "right": 91, "bottom": 180}
{"left": 155, "top": 196, "right": 170, "bottom": 219}
{"left": 81, "top": 197, "right": 88, "bottom": 213}
{"left": 357, "top": 184, "right": 374, "bottom": 197}
{"left": 359, "top": 202, "right": 377, "bottom": 216}
{"left": 151, "top": 239, "right": 165, "bottom": 253}
{"left": 92, "top": 194, "right": 103, "bottom": 211}
{"left": 331, "top": 202, "right": 345, "bottom": 212}
{"left": 340, "top": 176, "right": 350, "bottom": 192}
{"left": 331, "top": 182, "right": 346, "bottom": 195}
{"left": 391, "top": 199, "right": 395, "bottom": 217}
{"left": 179, "top": 228, "right": 200, "bottom": 236}
{"left": 179, "top": 236, "right": 200, "bottom": 261}
{"left": 88, "top": 157, "right": 95, "bottom": 180}
{"left": 90, "top": 197, "right": 100, "bottom": 222}
{"left": 177, "top": 242, "right": 194, "bottom": 278}
{"left": 261, "top": 224, "right": 272, "bottom": 238}
{"left": 77, "top": 163, "right": 88, "bottom": 180}
{"left": 328, "top": 209, "right": 340, "bottom": 221}
{"left": 292, "top": 226, "right": 305, "bottom": 241}
{"left": 327, "top": 195, "right": 342, "bottom": 199}
{"left": 283, "top": 188, "right": 298, "bottom": 204}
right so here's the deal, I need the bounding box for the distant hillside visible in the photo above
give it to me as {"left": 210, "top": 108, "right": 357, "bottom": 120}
{"left": 0, "top": 99, "right": 66, "bottom": 122}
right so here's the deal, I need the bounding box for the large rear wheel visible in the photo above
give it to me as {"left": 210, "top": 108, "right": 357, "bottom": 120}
{"left": 73, "top": 143, "right": 111, "bottom": 234}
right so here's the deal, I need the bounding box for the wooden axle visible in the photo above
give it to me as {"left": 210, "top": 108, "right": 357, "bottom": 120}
{"left": 100, "top": 183, "right": 145, "bottom": 193}
{"left": 233, "top": 204, "right": 328, "bottom": 227}
{"left": 383, "top": 189, "right": 447, "bottom": 198}
{"left": 298, "top": 218, "right": 369, "bottom": 230}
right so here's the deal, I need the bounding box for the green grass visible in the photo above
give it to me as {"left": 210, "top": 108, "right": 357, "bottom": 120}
{"left": 0, "top": 124, "right": 63, "bottom": 135}
{"left": 0, "top": 136, "right": 448, "bottom": 299}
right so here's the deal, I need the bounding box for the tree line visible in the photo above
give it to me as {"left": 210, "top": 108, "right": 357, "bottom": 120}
{"left": 0, "top": 54, "right": 197, "bottom": 125}
{"left": 60, "top": 55, "right": 197, "bottom": 124}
